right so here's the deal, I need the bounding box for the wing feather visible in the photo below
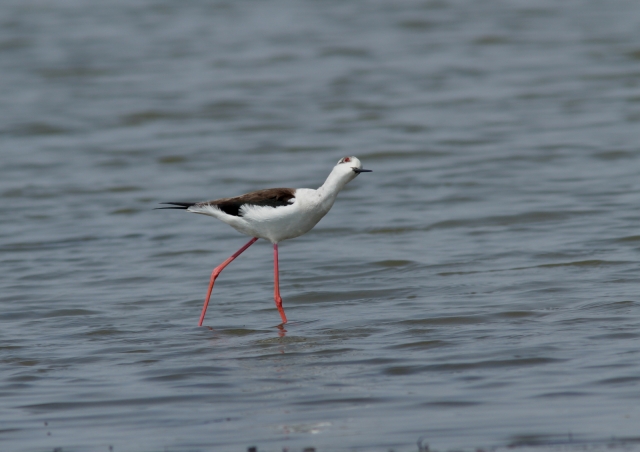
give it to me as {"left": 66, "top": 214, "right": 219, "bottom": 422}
{"left": 197, "top": 188, "right": 296, "bottom": 217}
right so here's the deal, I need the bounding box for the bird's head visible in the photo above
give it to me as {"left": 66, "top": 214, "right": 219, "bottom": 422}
{"left": 322, "top": 156, "right": 372, "bottom": 192}
{"left": 335, "top": 156, "right": 372, "bottom": 181}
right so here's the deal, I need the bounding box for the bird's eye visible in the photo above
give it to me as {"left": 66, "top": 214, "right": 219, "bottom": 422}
{"left": 343, "top": 157, "right": 351, "bottom": 163}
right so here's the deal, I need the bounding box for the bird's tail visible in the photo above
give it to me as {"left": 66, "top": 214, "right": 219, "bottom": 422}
{"left": 155, "top": 202, "right": 197, "bottom": 210}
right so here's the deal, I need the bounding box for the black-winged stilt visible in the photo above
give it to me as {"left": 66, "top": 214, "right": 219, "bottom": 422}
{"left": 158, "top": 156, "right": 372, "bottom": 326}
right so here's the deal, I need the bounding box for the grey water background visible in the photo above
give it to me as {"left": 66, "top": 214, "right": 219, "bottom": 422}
{"left": 2, "top": 0, "right": 640, "bottom": 451}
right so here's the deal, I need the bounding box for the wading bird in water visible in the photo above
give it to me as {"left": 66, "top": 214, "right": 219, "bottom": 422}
{"left": 158, "top": 156, "right": 372, "bottom": 326}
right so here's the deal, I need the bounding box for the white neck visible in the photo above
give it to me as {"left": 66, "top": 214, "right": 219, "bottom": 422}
{"left": 316, "top": 167, "right": 355, "bottom": 206}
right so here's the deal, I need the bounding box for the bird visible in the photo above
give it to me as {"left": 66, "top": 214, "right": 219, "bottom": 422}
{"left": 158, "top": 156, "right": 372, "bottom": 326}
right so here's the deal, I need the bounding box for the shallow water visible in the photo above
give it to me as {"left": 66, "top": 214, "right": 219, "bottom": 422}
{"left": 2, "top": 0, "right": 640, "bottom": 451}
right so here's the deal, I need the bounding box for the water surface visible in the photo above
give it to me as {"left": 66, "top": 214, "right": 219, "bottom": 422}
{"left": 2, "top": 0, "right": 640, "bottom": 451}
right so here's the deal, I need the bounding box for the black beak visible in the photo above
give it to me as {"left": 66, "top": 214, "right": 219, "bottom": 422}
{"left": 352, "top": 168, "right": 373, "bottom": 173}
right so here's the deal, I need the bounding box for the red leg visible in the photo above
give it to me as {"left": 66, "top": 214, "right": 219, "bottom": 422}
{"left": 198, "top": 237, "right": 258, "bottom": 326}
{"left": 273, "top": 243, "right": 288, "bottom": 324}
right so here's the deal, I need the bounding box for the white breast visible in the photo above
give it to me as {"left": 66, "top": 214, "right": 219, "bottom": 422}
{"left": 236, "top": 189, "right": 331, "bottom": 243}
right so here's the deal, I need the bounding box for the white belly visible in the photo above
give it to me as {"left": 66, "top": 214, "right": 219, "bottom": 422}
{"left": 236, "top": 202, "right": 328, "bottom": 243}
